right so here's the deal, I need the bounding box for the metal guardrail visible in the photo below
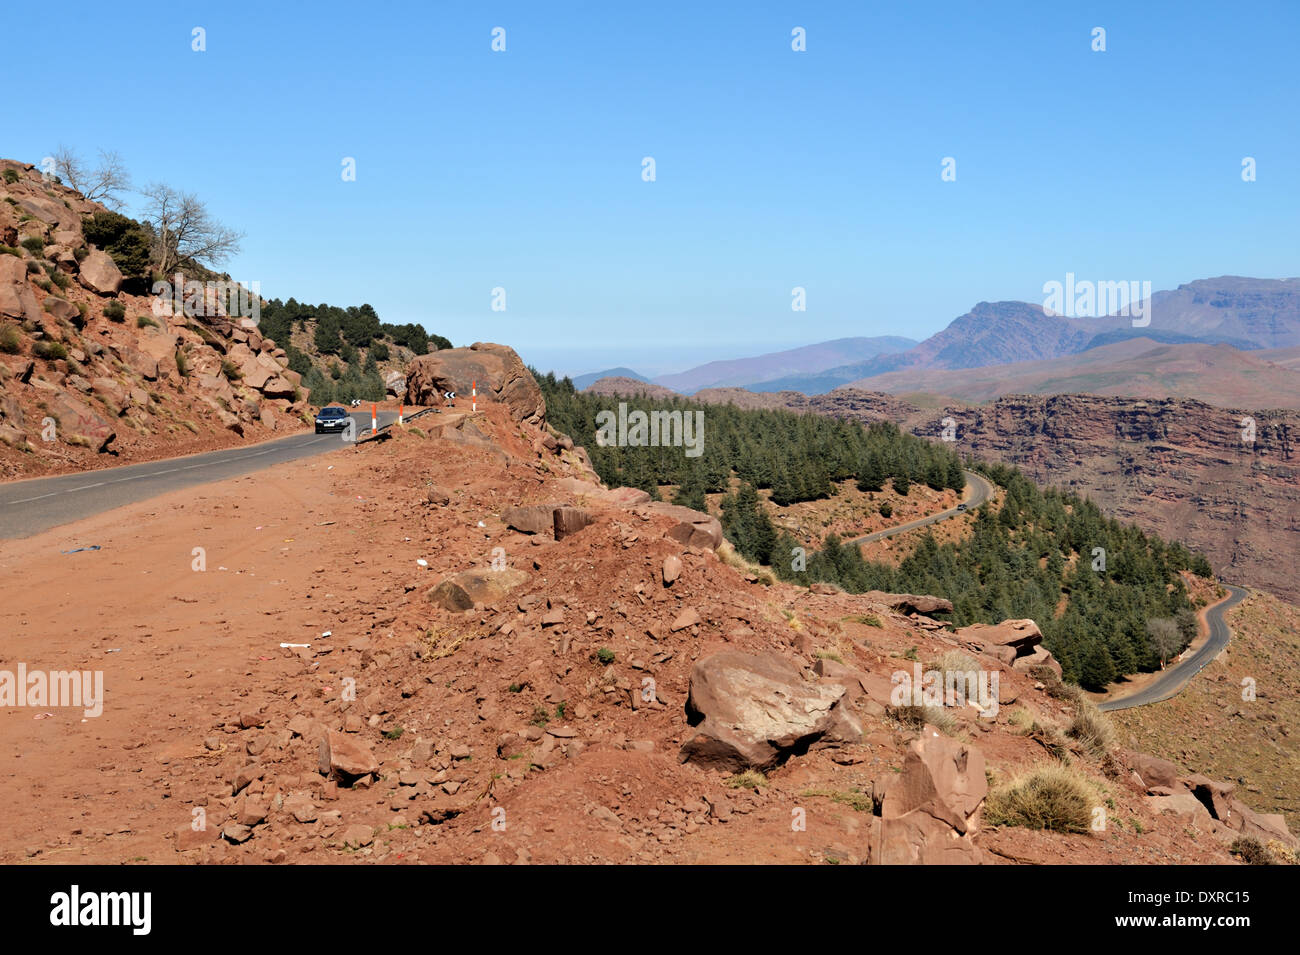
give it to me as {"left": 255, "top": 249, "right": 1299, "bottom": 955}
{"left": 354, "top": 407, "right": 441, "bottom": 444}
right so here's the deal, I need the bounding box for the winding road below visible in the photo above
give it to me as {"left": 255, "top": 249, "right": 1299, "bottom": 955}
{"left": 839, "top": 467, "right": 1238, "bottom": 712}
{"left": 1098, "top": 583, "right": 1248, "bottom": 711}
{"left": 847, "top": 469, "right": 995, "bottom": 547}
{"left": 0, "top": 411, "right": 399, "bottom": 539}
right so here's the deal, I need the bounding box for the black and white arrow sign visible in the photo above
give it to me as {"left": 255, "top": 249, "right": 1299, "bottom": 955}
{"left": 444, "top": 391, "right": 456, "bottom": 400}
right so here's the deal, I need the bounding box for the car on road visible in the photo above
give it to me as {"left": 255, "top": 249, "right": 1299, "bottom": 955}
{"left": 314, "top": 405, "right": 350, "bottom": 434}
{"left": 956, "top": 503, "right": 968, "bottom": 511}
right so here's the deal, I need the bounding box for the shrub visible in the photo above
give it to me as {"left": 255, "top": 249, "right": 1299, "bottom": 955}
{"left": 0, "top": 245, "right": 19, "bottom": 257}
{"left": 36, "top": 279, "right": 52, "bottom": 292}
{"left": 984, "top": 764, "right": 1094, "bottom": 833}
{"left": 20, "top": 237, "right": 45, "bottom": 256}
{"left": 25, "top": 260, "right": 40, "bottom": 274}
{"left": 1031, "top": 665, "right": 1084, "bottom": 704}
{"left": 1065, "top": 699, "right": 1115, "bottom": 758}
{"left": 0, "top": 325, "right": 21, "bottom": 354}
{"left": 175, "top": 348, "right": 190, "bottom": 377}
{"left": 80, "top": 210, "right": 152, "bottom": 289}
{"left": 103, "top": 301, "right": 125, "bottom": 322}
{"left": 49, "top": 268, "right": 70, "bottom": 290}
{"left": 888, "top": 703, "right": 956, "bottom": 735}
{"left": 2, "top": 168, "right": 19, "bottom": 184}
{"left": 725, "top": 770, "right": 767, "bottom": 790}
{"left": 137, "top": 315, "right": 158, "bottom": 329}
{"left": 1230, "top": 837, "right": 1274, "bottom": 866}
{"left": 221, "top": 359, "right": 242, "bottom": 381}
{"left": 33, "top": 340, "right": 68, "bottom": 361}
{"left": 596, "top": 647, "right": 615, "bottom": 664}
{"left": 843, "top": 613, "right": 884, "bottom": 628}
{"left": 878, "top": 501, "right": 893, "bottom": 519}
{"left": 370, "top": 340, "right": 389, "bottom": 362}
{"left": 929, "top": 650, "right": 980, "bottom": 675}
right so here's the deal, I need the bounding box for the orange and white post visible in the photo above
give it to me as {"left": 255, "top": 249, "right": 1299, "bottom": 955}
{"left": 371, "top": 403, "right": 377, "bottom": 434}
{"left": 472, "top": 379, "right": 477, "bottom": 413}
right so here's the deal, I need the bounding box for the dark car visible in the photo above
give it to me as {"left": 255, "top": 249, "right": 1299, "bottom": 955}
{"left": 956, "top": 503, "right": 968, "bottom": 512}
{"left": 314, "top": 405, "right": 350, "bottom": 434}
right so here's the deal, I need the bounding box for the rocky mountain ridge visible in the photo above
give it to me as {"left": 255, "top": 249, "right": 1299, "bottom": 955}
{"left": 0, "top": 158, "right": 311, "bottom": 478}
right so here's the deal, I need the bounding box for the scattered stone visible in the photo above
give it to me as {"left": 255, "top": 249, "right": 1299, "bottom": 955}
{"left": 679, "top": 650, "right": 847, "bottom": 771}
{"left": 662, "top": 555, "right": 682, "bottom": 586}
{"left": 319, "top": 730, "right": 379, "bottom": 782}
{"left": 670, "top": 608, "right": 700, "bottom": 632}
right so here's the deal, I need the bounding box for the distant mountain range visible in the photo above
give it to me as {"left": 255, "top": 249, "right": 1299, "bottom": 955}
{"left": 575, "top": 276, "right": 1300, "bottom": 405}
{"left": 749, "top": 277, "right": 1300, "bottom": 394}
{"left": 846, "top": 337, "right": 1300, "bottom": 409}
{"left": 650, "top": 336, "right": 916, "bottom": 393}
{"left": 571, "top": 336, "right": 916, "bottom": 396}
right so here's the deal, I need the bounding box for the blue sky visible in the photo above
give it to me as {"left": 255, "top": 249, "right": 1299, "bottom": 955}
{"left": 5, "top": 1, "right": 1297, "bottom": 376}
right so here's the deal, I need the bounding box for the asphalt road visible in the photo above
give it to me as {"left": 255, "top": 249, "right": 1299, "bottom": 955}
{"left": 0, "top": 411, "right": 398, "bottom": 539}
{"left": 1098, "top": 584, "right": 1248, "bottom": 711}
{"left": 846, "top": 469, "right": 995, "bottom": 547}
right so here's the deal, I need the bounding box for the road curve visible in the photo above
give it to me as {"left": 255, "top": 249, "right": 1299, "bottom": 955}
{"left": 846, "top": 469, "right": 995, "bottom": 547}
{"left": 1098, "top": 584, "right": 1248, "bottom": 712}
{"left": 0, "top": 411, "right": 399, "bottom": 539}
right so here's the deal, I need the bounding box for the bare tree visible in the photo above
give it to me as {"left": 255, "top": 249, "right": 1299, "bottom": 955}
{"left": 50, "top": 145, "right": 132, "bottom": 209}
{"left": 141, "top": 182, "right": 243, "bottom": 274}
{"left": 1147, "top": 617, "right": 1184, "bottom": 668}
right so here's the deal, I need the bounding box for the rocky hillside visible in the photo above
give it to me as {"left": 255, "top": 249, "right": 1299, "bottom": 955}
{"left": 4, "top": 354, "right": 1291, "bottom": 864}
{"left": 0, "top": 159, "right": 310, "bottom": 478}
{"left": 911, "top": 395, "right": 1300, "bottom": 604}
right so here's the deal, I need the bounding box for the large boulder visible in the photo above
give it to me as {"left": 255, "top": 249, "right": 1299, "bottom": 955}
{"left": 427, "top": 568, "right": 528, "bottom": 611}
{"left": 1129, "top": 752, "right": 1181, "bottom": 792}
{"left": 1146, "top": 792, "right": 1213, "bottom": 828}
{"left": 43, "top": 296, "right": 79, "bottom": 324}
{"left": 112, "top": 343, "right": 159, "bottom": 381}
{"left": 643, "top": 501, "right": 723, "bottom": 550}
{"left": 13, "top": 194, "right": 80, "bottom": 231}
{"left": 864, "top": 592, "right": 954, "bottom": 616}
{"left": 553, "top": 506, "right": 595, "bottom": 540}
{"left": 679, "top": 651, "right": 847, "bottom": 771}
{"left": 318, "top": 731, "right": 379, "bottom": 782}
{"left": 0, "top": 255, "right": 42, "bottom": 323}
{"left": 260, "top": 375, "right": 296, "bottom": 399}
{"left": 1011, "top": 644, "right": 1063, "bottom": 678}
{"left": 45, "top": 391, "right": 116, "bottom": 452}
{"left": 91, "top": 377, "right": 128, "bottom": 414}
{"left": 954, "top": 619, "right": 1042, "bottom": 657}
{"left": 404, "top": 342, "right": 545, "bottom": 424}
{"left": 77, "top": 249, "right": 123, "bottom": 295}
{"left": 501, "top": 505, "right": 556, "bottom": 535}
{"left": 878, "top": 727, "right": 987, "bottom": 865}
